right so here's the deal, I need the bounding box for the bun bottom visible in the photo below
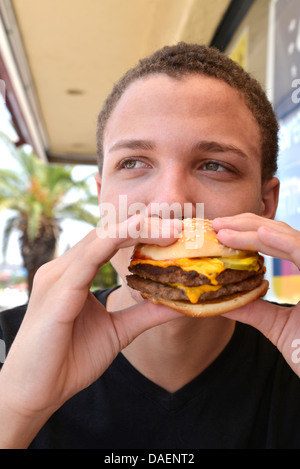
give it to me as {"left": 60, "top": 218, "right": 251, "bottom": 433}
{"left": 142, "top": 280, "right": 269, "bottom": 318}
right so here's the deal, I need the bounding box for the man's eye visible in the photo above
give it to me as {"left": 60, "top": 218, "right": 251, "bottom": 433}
{"left": 202, "top": 162, "right": 225, "bottom": 172}
{"left": 121, "top": 159, "right": 148, "bottom": 169}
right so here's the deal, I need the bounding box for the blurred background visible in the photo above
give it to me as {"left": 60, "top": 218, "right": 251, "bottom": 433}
{"left": 0, "top": 0, "right": 299, "bottom": 310}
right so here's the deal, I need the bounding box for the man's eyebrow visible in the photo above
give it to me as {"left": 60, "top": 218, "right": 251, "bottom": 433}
{"left": 193, "top": 140, "right": 248, "bottom": 159}
{"left": 108, "top": 139, "right": 155, "bottom": 153}
{"left": 108, "top": 138, "right": 248, "bottom": 158}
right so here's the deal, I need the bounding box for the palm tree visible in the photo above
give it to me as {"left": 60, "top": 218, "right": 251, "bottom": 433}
{"left": 0, "top": 139, "right": 99, "bottom": 294}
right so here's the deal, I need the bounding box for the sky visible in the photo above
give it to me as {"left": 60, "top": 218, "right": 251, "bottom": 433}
{"left": 0, "top": 96, "right": 99, "bottom": 266}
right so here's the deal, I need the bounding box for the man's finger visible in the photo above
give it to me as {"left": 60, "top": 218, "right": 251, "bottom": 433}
{"left": 112, "top": 300, "right": 183, "bottom": 350}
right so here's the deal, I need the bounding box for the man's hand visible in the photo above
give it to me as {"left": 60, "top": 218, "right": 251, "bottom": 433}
{"left": 0, "top": 215, "right": 182, "bottom": 448}
{"left": 213, "top": 213, "right": 300, "bottom": 377}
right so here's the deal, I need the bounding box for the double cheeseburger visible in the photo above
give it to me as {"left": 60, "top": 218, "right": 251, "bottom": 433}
{"left": 126, "top": 219, "right": 268, "bottom": 317}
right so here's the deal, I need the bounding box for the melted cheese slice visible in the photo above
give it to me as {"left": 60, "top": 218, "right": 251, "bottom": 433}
{"left": 130, "top": 257, "right": 226, "bottom": 285}
{"left": 169, "top": 282, "right": 222, "bottom": 303}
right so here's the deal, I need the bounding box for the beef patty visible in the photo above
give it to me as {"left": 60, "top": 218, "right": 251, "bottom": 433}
{"left": 128, "top": 263, "right": 258, "bottom": 287}
{"left": 126, "top": 272, "right": 264, "bottom": 303}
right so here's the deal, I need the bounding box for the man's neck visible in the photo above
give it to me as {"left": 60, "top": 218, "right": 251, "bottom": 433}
{"left": 107, "top": 284, "right": 235, "bottom": 393}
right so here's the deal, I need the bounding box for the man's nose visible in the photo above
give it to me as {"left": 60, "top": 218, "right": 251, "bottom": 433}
{"left": 146, "top": 168, "right": 200, "bottom": 219}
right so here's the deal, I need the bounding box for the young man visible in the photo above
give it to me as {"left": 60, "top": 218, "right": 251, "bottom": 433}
{"left": 0, "top": 43, "right": 300, "bottom": 449}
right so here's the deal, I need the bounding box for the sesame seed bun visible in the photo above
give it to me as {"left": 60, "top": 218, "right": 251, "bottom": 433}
{"left": 134, "top": 219, "right": 250, "bottom": 260}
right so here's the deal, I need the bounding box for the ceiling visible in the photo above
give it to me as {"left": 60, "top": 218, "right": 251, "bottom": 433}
{"left": 0, "top": 0, "right": 232, "bottom": 166}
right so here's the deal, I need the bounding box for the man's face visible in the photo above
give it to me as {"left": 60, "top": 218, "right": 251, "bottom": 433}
{"left": 98, "top": 74, "right": 270, "bottom": 281}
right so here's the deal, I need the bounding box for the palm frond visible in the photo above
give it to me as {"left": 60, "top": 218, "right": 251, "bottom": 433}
{"left": 81, "top": 194, "right": 99, "bottom": 206}
{"left": 0, "top": 169, "right": 26, "bottom": 199}
{"left": 0, "top": 194, "right": 26, "bottom": 212}
{"left": 57, "top": 203, "right": 98, "bottom": 227}
{"left": 13, "top": 147, "right": 42, "bottom": 179}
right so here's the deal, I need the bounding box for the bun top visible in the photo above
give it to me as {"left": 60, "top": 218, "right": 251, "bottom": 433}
{"left": 133, "top": 218, "right": 250, "bottom": 260}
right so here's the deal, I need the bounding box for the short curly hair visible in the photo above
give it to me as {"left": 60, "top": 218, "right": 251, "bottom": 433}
{"left": 96, "top": 42, "right": 278, "bottom": 181}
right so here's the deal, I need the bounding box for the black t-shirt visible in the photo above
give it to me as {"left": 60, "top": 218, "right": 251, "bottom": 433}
{"left": 1, "top": 288, "right": 300, "bottom": 449}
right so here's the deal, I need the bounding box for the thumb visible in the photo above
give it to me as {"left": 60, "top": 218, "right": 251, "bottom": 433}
{"left": 112, "top": 300, "right": 183, "bottom": 349}
{"left": 222, "top": 299, "right": 288, "bottom": 345}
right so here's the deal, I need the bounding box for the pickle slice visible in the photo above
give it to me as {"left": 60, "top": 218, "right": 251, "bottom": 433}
{"left": 221, "top": 255, "right": 259, "bottom": 271}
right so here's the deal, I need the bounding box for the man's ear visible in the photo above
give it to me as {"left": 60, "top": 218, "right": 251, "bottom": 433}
{"left": 261, "top": 177, "right": 280, "bottom": 219}
{"left": 94, "top": 172, "right": 102, "bottom": 203}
